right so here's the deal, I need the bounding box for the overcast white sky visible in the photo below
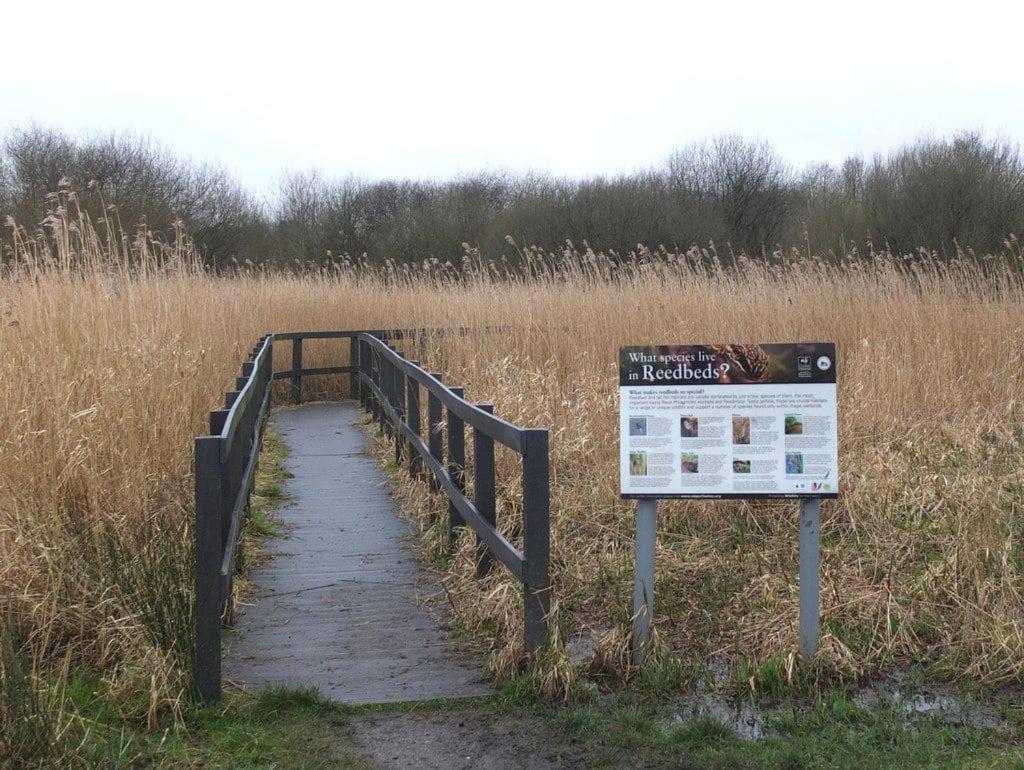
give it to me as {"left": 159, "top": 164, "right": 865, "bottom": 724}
{"left": 3, "top": 0, "right": 1022, "bottom": 194}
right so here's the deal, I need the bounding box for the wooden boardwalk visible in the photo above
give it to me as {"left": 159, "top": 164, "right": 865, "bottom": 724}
{"left": 223, "top": 402, "right": 489, "bottom": 704}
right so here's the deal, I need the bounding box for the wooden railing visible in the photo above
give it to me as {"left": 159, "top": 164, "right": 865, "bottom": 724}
{"left": 193, "top": 330, "right": 551, "bottom": 702}
{"left": 193, "top": 334, "right": 274, "bottom": 702}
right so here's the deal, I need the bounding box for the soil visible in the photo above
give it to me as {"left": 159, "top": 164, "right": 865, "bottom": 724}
{"left": 347, "top": 707, "right": 588, "bottom": 769}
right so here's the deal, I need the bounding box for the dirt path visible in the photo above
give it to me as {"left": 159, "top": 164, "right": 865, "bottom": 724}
{"left": 347, "top": 707, "right": 587, "bottom": 769}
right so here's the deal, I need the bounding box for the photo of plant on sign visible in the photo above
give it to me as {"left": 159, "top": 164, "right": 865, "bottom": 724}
{"left": 629, "top": 451, "right": 647, "bottom": 476}
{"left": 732, "top": 415, "right": 751, "bottom": 445}
{"left": 681, "top": 453, "right": 699, "bottom": 473}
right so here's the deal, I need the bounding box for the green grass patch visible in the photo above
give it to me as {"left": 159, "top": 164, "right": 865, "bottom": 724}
{"left": 4, "top": 658, "right": 367, "bottom": 769}
{"left": 243, "top": 425, "right": 290, "bottom": 544}
{"left": 246, "top": 507, "right": 282, "bottom": 539}
{"left": 139, "top": 687, "right": 365, "bottom": 768}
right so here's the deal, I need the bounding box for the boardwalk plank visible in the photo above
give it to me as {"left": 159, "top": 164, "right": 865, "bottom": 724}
{"left": 223, "top": 402, "right": 489, "bottom": 705}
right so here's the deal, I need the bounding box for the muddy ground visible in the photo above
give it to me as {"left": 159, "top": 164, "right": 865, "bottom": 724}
{"left": 347, "top": 707, "right": 587, "bottom": 769}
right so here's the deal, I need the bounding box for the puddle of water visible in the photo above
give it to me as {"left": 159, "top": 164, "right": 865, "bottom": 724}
{"left": 662, "top": 667, "right": 1012, "bottom": 741}
{"left": 665, "top": 694, "right": 766, "bottom": 740}
{"left": 564, "top": 634, "right": 595, "bottom": 667}
{"left": 853, "top": 678, "right": 1009, "bottom": 732}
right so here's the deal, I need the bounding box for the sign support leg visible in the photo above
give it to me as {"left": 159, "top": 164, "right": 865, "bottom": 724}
{"left": 798, "top": 496, "right": 820, "bottom": 660}
{"left": 631, "top": 498, "right": 658, "bottom": 665}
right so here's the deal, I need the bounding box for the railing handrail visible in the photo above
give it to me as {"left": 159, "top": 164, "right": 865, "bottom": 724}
{"left": 219, "top": 335, "right": 272, "bottom": 455}
{"left": 355, "top": 332, "right": 529, "bottom": 452}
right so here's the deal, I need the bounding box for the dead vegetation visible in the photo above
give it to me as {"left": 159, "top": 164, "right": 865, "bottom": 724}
{"left": 1, "top": 188, "right": 1022, "bottom": 761}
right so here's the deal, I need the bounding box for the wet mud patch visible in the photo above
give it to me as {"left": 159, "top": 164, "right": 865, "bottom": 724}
{"left": 349, "top": 706, "right": 587, "bottom": 769}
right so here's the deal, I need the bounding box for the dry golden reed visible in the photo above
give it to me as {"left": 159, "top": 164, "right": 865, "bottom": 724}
{"left": 2, "top": 190, "right": 1023, "bottom": 745}
{"left": 376, "top": 241, "right": 1024, "bottom": 693}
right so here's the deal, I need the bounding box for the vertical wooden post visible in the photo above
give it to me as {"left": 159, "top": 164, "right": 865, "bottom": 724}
{"left": 427, "top": 374, "right": 444, "bottom": 493}
{"left": 446, "top": 387, "right": 465, "bottom": 545}
{"left": 291, "top": 338, "right": 303, "bottom": 404}
{"left": 221, "top": 392, "right": 239, "bottom": 548}
{"left": 397, "top": 352, "right": 408, "bottom": 452}
{"left": 383, "top": 351, "right": 395, "bottom": 437}
{"left": 407, "top": 368, "right": 421, "bottom": 477}
{"left": 522, "top": 427, "right": 551, "bottom": 655}
{"left": 474, "top": 404, "right": 496, "bottom": 578}
{"left": 209, "top": 409, "right": 228, "bottom": 435}
{"left": 417, "top": 328, "right": 427, "bottom": 362}
{"left": 266, "top": 336, "right": 274, "bottom": 395}
{"left": 194, "top": 434, "right": 224, "bottom": 703}
{"left": 369, "top": 346, "right": 379, "bottom": 422}
{"left": 358, "top": 339, "right": 368, "bottom": 409}
{"left": 377, "top": 350, "right": 386, "bottom": 430}
{"left": 393, "top": 356, "right": 405, "bottom": 464}
{"left": 349, "top": 336, "right": 359, "bottom": 400}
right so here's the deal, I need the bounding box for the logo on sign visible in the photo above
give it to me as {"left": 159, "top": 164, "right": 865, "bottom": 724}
{"left": 797, "top": 355, "right": 812, "bottom": 378}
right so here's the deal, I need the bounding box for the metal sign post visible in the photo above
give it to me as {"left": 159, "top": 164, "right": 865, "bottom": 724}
{"left": 631, "top": 499, "right": 658, "bottom": 664}
{"left": 798, "top": 497, "right": 821, "bottom": 660}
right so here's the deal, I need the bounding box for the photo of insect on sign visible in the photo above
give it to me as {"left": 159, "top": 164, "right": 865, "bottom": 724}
{"left": 619, "top": 343, "right": 838, "bottom": 499}
{"left": 619, "top": 343, "right": 839, "bottom": 665}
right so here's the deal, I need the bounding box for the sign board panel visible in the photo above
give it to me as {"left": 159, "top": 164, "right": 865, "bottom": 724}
{"left": 619, "top": 343, "right": 838, "bottom": 499}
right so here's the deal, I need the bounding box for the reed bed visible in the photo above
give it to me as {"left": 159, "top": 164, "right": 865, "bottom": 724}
{"left": 1, "top": 191, "right": 1022, "bottom": 760}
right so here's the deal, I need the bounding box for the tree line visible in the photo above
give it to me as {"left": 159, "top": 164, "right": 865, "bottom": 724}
{"left": 2, "top": 125, "right": 1022, "bottom": 266}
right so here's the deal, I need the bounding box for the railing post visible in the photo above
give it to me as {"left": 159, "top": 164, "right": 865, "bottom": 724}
{"left": 372, "top": 348, "right": 383, "bottom": 428}
{"left": 383, "top": 349, "right": 395, "bottom": 438}
{"left": 446, "top": 386, "right": 466, "bottom": 546}
{"left": 209, "top": 409, "right": 228, "bottom": 435}
{"left": 364, "top": 340, "right": 373, "bottom": 413}
{"left": 358, "top": 339, "right": 368, "bottom": 409}
{"left": 372, "top": 348, "right": 380, "bottom": 423}
{"left": 393, "top": 354, "right": 406, "bottom": 464}
{"left": 291, "top": 337, "right": 303, "bottom": 404}
{"left": 427, "top": 374, "right": 444, "bottom": 494}
{"left": 221, "top": 392, "right": 239, "bottom": 550}
{"left": 349, "top": 336, "right": 359, "bottom": 400}
{"left": 380, "top": 353, "right": 390, "bottom": 432}
{"left": 194, "top": 434, "right": 225, "bottom": 703}
{"left": 417, "top": 328, "right": 427, "bottom": 362}
{"left": 474, "top": 404, "right": 496, "bottom": 578}
{"left": 521, "top": 428, "right": 551, "bottom": 655}
{"left": 266, "top": 336, "right": 274, "bottom": 391}
{"left": 407, "top": 367, "right": 421, "bottom": 477}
